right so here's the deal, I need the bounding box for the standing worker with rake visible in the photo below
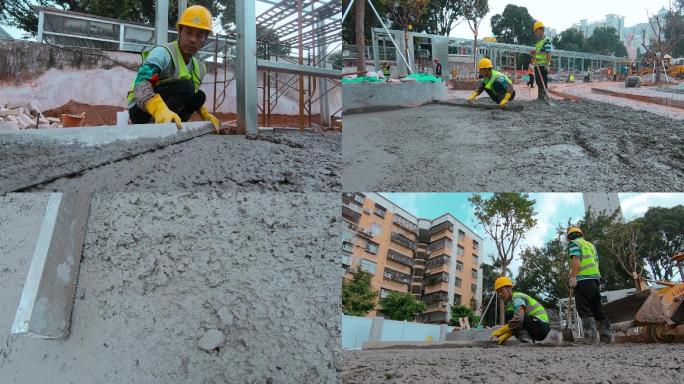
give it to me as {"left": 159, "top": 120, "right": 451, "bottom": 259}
{"left": 531, "top": 20, "right": 552, "bottom": 101}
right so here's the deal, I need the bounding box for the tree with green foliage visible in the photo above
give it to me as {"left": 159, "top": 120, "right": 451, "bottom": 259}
{"left": 342, "top": 0, "right": 389, "bottom": 45}
{"left": 424, "top": 0, "right": 462, "bottom": 36}
{"left": 636, "top": 205, "right": 684, "bottom": 282}
{"left": 514, "top": 235, "right": 568, "bottom": 310}
{"left": 489, "top": 4, "right": 534, "bottom": 45}
{"left": 1, "top": 0, "right": 221, "bottom": 37}
{"left": 469, "top": 192, "right": 536, "bottom": 324}
{"left": 460, "top": 0, "right": 489, "bottom": 71}
{"left": 379, "top": 292, "right": 427, "bottom": 321}
{"left": 667, "top": 0, "right": 684, "bottom": 57}
{"left": 553, "top": 28, "right": 585, "bottom": 52}
{"left": 585, "top": 27, "right": 628, "bottom": 57}
{"left": 448, "top": 304, "right": 480, "bottom": 326}
{"left": 606, "top": 220, "right": 648, "bottom": 289}
{"left": 342, "top": 271, "right": 378, "bottom": 317}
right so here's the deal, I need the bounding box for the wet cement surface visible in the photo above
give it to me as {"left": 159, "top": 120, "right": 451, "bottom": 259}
{"left": 342, "top": 101, "right": 684, "bottom": 191}
{"left": 341, "top": 344, "right": 684, "bottom": 384}
{"left": 0, "top": 193, "right": 342, "bottom": 383}
{"left": 0, "top": 131, "right": 340, "bottom": 193}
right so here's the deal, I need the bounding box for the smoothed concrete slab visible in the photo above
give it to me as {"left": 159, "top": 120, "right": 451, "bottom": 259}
{"left": 11, "top": 193, "right": 90, "bottom": 338}
{"left": 0, "top": 121, "right": 213, "bottom": 146}
{"left": 343, "top": 81, "right": 449, "bottom": 114}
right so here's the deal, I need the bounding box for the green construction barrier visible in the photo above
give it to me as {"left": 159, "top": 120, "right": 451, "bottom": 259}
{"left": 342, "top": 76, "right": 382, "bottom": 83}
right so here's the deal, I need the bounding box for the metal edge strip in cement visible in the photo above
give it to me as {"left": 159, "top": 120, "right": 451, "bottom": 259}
{"left": 0, "top": 121, "right": 214, "bottom": 146}
{"left": 11, "top": 193, "right": 91, "bottom": 339}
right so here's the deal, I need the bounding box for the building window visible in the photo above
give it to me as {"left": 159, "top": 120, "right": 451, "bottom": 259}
{"left": 380, "top": 288, "right": 397, "bottom": 299}
{"left": 457, "top": 245, "right": 464, "bottom": 257}
{"left": 342, "top": 242, "right": 353, "bottom": 253}
{"left": 370, "top": 222, "right": 382, "bottom": 237}
{"left": 341, "top": 254, "right": 351, "bottom": 266}
{"left": 458, "top": 230, "right": 465, "bottom": 242}
{"left": 455, "top": 277, "right": 462, "bottom": 288}
{"left": 391, "top": 232, "right": 417, "bottom": 250}
{"left": 365, "top": 240, "right": 379, "bottom": 254}
{"left": 456, "top": 261, "right": 463, "bottom": 271}
{"left": 425, "top": 254, "right": 450, "bottom": 269}
{"left": 454, "top": 294, "right": 462, "bottom": 306}
{"left": 360, "top": 259, "right": 376, "bottom": 274}
{"left": 374, "top": 204, "right": 387, "bottom": 218}
{"left": 471, "top": 283, "right": 477, "bottom": 293}
{"left": 470, "top": 298, "right": 477, "bottom": 309}
{"left": 471, "top": 269, "right": 478, "bottom": 279}
{"left": 472, "top": 255, "right": 479, "bottom": 265}
{"left": 473, "top": 240, "right": 479, "bottom": 250}
{"left": 428, "top": 237, "right": 452, "bottom": 251}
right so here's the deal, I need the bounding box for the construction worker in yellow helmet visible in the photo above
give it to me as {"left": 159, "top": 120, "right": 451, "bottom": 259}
{"left": 566, "top": 227, "right": 613, "bottom": 344}
{"left": 490, "top": 276, "right": 550, "bottom": 345}
{"left": 127, "top": 5, "right": 220, "bottom": 133}
{"left": 530, "top": 20, "right": 553, "bottom": 100}
{"left": 466, "top": 58, "right": 516, "bottom": 109}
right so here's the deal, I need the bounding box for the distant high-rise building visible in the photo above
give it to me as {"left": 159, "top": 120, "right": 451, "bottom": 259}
{"left": 582, "top": 193, "right": 624, "bottom": 222}
{"left": 341, "top": 193, "right": 484, "bottom": 324}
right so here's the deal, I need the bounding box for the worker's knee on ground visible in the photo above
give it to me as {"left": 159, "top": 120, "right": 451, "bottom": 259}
{"left": 191, "top": 89, "right": 207, "bottom": 110}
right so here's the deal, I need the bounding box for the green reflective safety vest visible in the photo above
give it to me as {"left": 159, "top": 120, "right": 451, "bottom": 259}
{"left": 127, "top": 41, "right": 207, "bottom": 104}
{"left": 506, "top": 292, "right": 549, "bottom": 323}
{"left": 483, "top": 70, "right": 512, "bottom": 92}
{"left": 570, "top": 238, "right": 601, "bottom": 279}
{"left": 383, "top": 67, "right": 391, "bottom": 77}
{"left": 535, "top": 37, "right": 551, "bottom": 66}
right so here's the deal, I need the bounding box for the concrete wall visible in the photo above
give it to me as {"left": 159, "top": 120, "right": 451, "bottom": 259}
{"left": 0, "top": 40, "right": 341, "bottom": 116}
{"left": 342, "top": 81, "right": 449, "bottom": 114}
{"left": 0, "top": 192, "right": 342, "bottom": 384}
{"left": 341, "top": 315, "right": 448, "bottom": 350}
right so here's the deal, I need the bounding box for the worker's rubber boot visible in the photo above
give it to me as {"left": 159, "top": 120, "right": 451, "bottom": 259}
{"left": 514, "top": 329, "right": 534, "bottom": 344}
{"left": 598, "top": 318, "right": 613, "bottom": 344}
{"left": 581, "top": 318, "right": 599, "bottom": 345}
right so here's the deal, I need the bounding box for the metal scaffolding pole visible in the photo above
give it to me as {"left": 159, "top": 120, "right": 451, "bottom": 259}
{"left": 178, "top": 0, "right": 187, "bottom": 16}
{"left": 155, "top": 0, "right": 169, "bottom": 45}
{"left": 237, "top": 0, "right": 258, "bottom": 134}
{"left": 297, "top": 0, "right": 305, "bottom": 132}
{"left": 317, "top": 18, "right": 330, "bottom": 127}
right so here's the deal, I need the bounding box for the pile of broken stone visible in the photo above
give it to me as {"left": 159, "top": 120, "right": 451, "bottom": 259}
{"left": 0, "top": 102, "right": 63, "bottom": 130}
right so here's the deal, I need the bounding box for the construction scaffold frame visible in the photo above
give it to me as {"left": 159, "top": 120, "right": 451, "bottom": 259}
{"left": 344, "top": 27, "right": 627, "bottom": 83}
{"left": 33, "top": 0, "right": 342, "bottom": 134}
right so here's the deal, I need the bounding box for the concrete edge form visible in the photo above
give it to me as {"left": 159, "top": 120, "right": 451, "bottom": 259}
{"left": 361, "top": 340, "right": 503, "bottom": 350}
{"left": 11, "top": 193, "right": 91, "bottom": 339}
{"left": 0, "top": 121, "right": 214, "bottom": 146}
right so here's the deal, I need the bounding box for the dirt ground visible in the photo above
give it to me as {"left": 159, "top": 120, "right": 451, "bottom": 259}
{"left": 0, "top": 131, "right": 340, "bottom": 193}
{"left": 0, "top": 193, "right": 342, "bottom": 384}
{"left": 342, "top": 101, "right": 684, "bottom": 192}
{"left": 341, "top": 344, "right": 684, "bottom": 384}
{"left": 42, "top": 99, "right": 324, "bottom": 127}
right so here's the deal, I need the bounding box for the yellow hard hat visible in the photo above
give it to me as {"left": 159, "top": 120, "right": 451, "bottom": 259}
{"left": 494, "top": 276, "right": 513, "bottom": 290}
{"left": 177, "top": 5, "right": 213, "bottom": 33}
{"left": 478, "top": 58, "right": 493, "bottom": 70}
{"left": 533, "top": 21, "right": 545, "bottom": 31}
{"left": 567, "top": 227, "right": 583, "bottom": 237}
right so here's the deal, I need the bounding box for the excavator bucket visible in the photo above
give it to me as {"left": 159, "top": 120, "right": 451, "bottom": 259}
{"left": 603, "top": 284, "right": 684, "bottom": 326}
{"left": 634, "top": 284, "right": 684, "bottom": 325}
{"left": 603, "top": 289, "right": 651, "bottom": 324}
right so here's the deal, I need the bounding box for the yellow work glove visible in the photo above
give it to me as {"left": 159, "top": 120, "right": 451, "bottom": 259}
{"left": 497, "top": 330, "right": 514, "bottom": 345}
{"left": 499, "top": 92, "right": 513, "bottom": 109}
{"left": 491, "top": 324, "right": 511, "bottom": 338}
{"left": 198, "top": 105, "right": 220, "bottom": 133}
{"left": 466, "top": 91, "right": 479, "bottom": 103}
{"left": 146, "top": 94, "right": 182, "bottom": 130}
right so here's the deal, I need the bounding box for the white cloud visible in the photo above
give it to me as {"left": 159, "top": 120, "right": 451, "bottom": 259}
{"left": 378, "top": 193, "right": 421, "bottom": 217}
{"left": 620, "top": 193, "right": 684, "bottom": 220}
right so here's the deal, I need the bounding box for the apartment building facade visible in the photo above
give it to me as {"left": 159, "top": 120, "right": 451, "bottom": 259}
{"left": 341, "top": 192, "right": 484, "bottom": 324}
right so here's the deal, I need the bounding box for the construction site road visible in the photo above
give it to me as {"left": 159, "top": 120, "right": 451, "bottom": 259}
{"left": 342, "top": 101, "right": 684, "bottom": 192}
{"left": 0, "top": 131, "right": 340, "bottom": 193}
{"left": 341, "top": 344, "right": 684, "bottom": 384}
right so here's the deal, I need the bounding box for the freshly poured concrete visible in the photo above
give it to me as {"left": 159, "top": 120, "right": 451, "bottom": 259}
{"left": 342, "top": 344, "right": 684, "bottom": 383}
{"left": 0, "top": 130, "right": 341, "bottom": 193}
{"left": 0, "top": 193, "right": 342, "bottom": 383}
{"left": 343, "top": 101, "right": 684, "bottom": 191}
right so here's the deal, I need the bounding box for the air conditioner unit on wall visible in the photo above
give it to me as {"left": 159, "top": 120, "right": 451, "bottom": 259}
{"left": 440, "top": 302, "right": 447, "bottom": 308}
{"left": 348, "top": 267, "right": 358, "bottom": 273}
{"left": 363, "top": 208, "right": 371, "bottom": 214}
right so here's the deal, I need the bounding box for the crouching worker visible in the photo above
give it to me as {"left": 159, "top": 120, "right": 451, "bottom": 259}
{"left": 491, "top": 276, "right": 550, "bottom": 344}
{"left": 127, "top": 5, "right": 220, "bottom": 133}
{"left": 467, "top": 58, "right": 516, "bottom": 109}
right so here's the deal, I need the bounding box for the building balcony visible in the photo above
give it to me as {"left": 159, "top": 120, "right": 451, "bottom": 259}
{"left": 425, "top": 254, "right": 450, "bottom": 269}
{"left": 392, "top": 214, "right": 419, "bottom": 233}
{"left": 422, "top": 290, "right": 449, "bottom": 303}
{"left": 342, "top": 205, "right": 361, "bottom": 224}
{"left": 429, "top": 221, "right": 454, "bottom": 236}
{"left": 383, "top": 267, "right": 412, "bottom": 285}
{"left": 390, "top": 232, "right": 417, "bottom": 250}
{"left": 424, "top": 272, "right": 449, "bottom": 286}
{"left": 387, "top": 249, "right": 414, "bottom": 266}
{"left": 428, "top": 237, "right": 452, "bottom": 252}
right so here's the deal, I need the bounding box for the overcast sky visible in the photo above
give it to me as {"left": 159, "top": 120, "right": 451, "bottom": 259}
{"left": 449, "top": 0, "right": 674, "bottom": 38}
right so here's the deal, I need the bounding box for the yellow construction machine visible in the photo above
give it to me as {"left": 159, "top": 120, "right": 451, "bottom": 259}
{"left": 603, "top": 252, "right": 684, "bottom": 342}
